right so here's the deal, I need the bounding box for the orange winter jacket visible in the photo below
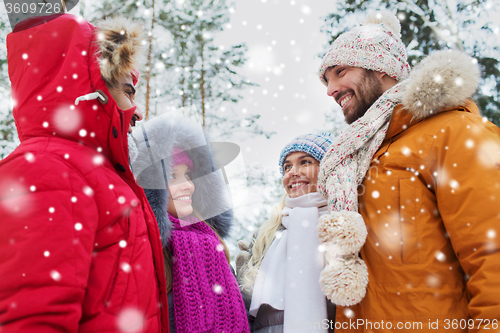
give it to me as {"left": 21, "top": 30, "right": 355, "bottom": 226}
{"left": 332, "top": 51, "right": 500, "bottom": 333}
{"left": 335, "top": 100, "right": 500, "bottom": 332}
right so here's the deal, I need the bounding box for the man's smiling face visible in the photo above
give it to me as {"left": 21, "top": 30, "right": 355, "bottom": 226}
{"left": 324, "top": 66, "right": 384, "bottom": 124}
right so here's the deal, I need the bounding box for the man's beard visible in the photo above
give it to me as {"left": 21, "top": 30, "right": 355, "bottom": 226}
{"left": 345, "top": 70, "right": 384, "bottom": 124}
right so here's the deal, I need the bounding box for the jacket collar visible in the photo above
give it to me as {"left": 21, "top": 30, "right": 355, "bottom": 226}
{"left": 385, "top": 99, "right": 479, "bottom": 141}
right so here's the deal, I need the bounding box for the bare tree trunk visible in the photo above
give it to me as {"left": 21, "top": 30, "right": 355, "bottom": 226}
{"left": 200, "top": 43, "right": 206, "bottom": 128}
{"left": 79, "top": 0, "right": 85, "bottom": 16}
{"left": 144, "top": 0, "right": 156, "bottom": 119}
{"left": 181, "top": 76, "right": 186, "bottom": 107}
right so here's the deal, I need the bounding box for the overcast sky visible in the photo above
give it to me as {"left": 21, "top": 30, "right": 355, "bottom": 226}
{"left": 208, "top": 0, "right": 348, "bottom": 213}
{"left": 214, "top": 0, "right": 342, "bottom": 173}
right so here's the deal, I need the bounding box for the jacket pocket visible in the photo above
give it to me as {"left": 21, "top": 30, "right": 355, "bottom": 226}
{"left": 399, "top": 179, "right": 419, "bottom": 264}
{"left": 103, "top": 246, "right": 124, "bottom": 308}
{"left": 102, "top": 214, "right": 131, "bottom": 311}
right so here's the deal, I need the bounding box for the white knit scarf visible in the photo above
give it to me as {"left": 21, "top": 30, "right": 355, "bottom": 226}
{"left": 316, "top": 83, "right": 404, "bottom": 306}
{"left": 250, "top": 192, "right": 328, "bottom": 332}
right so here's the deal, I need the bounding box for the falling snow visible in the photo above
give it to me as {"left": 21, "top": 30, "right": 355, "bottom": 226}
{"left": 50, "top": 270, "right": 61, "bottom": 281}
{"left": 24, "top": 152, "right": 35, "bottom": 162}
{"left": 83, "top": 186, "right": 94, "bottom": 196}
{"left": 117, "top": 308, "right": 144, "bottom": 333}
{"left": 53, "top": 105, "right": 82, "bottom": 134}
{"left": 213, "top": 284, "right": 223, "bottom": 294}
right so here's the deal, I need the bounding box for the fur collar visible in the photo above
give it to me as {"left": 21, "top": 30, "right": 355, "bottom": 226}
{"left": 401, "top": 49, "right": 480, "bottom": 120}
{"left": 132, "top": 114, "right": 233, "bottom": 247}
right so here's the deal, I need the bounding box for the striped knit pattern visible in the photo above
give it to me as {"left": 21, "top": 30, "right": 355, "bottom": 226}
{"left": 169, "top": 214, "right": 250, "bottom": 333}
{"left": 279, "top": 132, "right": 333, "bottom": 176}
{"left": 318, "top": 82, "right": 405, "bottom": 208}
{"left": 316, "top": 82, "right": 405, "bottom": 305}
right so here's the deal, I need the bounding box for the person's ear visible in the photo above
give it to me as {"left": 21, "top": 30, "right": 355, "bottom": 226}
{"left": 374, "top": 71, "right": 386, "bottom": 80}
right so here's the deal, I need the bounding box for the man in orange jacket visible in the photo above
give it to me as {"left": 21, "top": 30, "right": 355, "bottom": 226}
{"left": 316, "top": 10, "right": 500, "bottom": 333}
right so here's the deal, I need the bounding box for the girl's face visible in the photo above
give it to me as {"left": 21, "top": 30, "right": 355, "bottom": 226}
{"left": 282, "top": 152, "right": 320, "bottom": 198}
{"left": 167, "top": 164, "right": 195, "bottom": 219}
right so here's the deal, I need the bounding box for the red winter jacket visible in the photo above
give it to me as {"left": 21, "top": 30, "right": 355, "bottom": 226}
{"left": 0, "top": 14, "right": 168, "bottom": 332}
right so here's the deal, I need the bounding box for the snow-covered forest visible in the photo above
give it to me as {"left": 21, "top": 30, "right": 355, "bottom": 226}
{"left": 1, "top": 0, "right": 499, "bottom": 262}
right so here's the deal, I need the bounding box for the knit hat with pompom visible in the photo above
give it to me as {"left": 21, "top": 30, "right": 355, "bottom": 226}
{"left": 318, "top": 11, "right": 410, "bottom": 86}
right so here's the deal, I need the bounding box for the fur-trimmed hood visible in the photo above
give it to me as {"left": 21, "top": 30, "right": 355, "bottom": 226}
{"left": 96, "top": 16, "right": 144, "bottom": 87}
{"left": 131, "top": 114, "right": 233, "bottom": 247}
{"left": 399, "top": 49, "right": 480, "bottom": 121}
{"left": 7, "top": 14, "right": 144, "bottom": 168}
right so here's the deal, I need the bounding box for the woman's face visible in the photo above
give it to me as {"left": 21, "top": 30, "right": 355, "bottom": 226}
{"left": 282, "top": 152, "right": 320, "bottom": 198}
{"left": 167, "top": 164, "right": 195, "bottom": 219}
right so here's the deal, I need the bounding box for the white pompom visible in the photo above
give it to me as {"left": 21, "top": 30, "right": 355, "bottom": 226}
{"left": 320, "top": 255, "right": 369, "bottom": 306}
{"left": 362, "top": 10, "right": 401, "bottom": 40}
{"left": 318, "top": 211, "right": 367, "bottom": 255}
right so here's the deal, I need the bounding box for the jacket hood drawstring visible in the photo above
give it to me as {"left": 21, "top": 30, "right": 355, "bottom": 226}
{"left": 74, "top": 90, "right": 108, "bottom": 105}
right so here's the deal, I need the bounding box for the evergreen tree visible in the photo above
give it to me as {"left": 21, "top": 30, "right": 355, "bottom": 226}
{"left": 321, "top": 0, "right": 500, "bottom": 126}
{"left": 0, "top": 11, "right": 19, "bottom": 160}
{"left": 87, "top": 0, "right": 272, "bottom": 141}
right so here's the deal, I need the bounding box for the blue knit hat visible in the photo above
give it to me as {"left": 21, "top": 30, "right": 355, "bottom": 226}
{"left": 279, "top": 132, "right": 333, "bottom": 175}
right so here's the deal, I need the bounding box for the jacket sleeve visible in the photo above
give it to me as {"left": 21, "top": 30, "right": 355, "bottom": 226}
{"left": 0, "top": 152, "right": 99, "bottom": 332}
{"left": 433, "top": 116, "right": 500, "bottom": 331}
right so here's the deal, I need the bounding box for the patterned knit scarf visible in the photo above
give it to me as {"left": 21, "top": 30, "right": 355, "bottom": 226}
{"left": 169, "top": 214, "right": 250, "bottom": 333}
{"left": 316, "top": 83, "right": 404, "bottom": 306}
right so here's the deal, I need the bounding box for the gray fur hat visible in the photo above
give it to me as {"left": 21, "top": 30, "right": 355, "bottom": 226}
{"left": 131, "top": 113, "right": 233, "bottom": 247}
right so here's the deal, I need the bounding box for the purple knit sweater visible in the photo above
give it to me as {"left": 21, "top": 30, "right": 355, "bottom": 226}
{"left": 169, "top": 213, "right": 250, "bottom": 333}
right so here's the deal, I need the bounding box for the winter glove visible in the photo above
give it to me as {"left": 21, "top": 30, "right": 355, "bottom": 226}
{"left": 236, "top": 240, "right": 251, "bottom": 283}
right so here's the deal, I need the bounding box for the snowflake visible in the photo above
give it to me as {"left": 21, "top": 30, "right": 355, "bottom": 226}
{"left": 121, "top": 262, "right": 132, "bottom": 273}
{"left": 83, "top": 186, "right": 94, "bottom": 196}
{"left": 93, "top": 155, "right": 104, "bottom": 165}
{"left": 25, "top": 152, "right": 35, "bottom": 162}
{"left": 50, "top": 270, "right": 61, "bottom": 281}
{"left": 401, "top": 146, "right": 411, "bottom": 156}
{"left": 344, "top": 308, "right": 354, "bottom": 318}
{"left": 435, "top": 251, "right": 446, "bottom": 262}
{"left": 117, "top": 308, "right": 144, "bottom": 333}
{"left": 449, "top": 180, "right": 459, "bottom": 189}
{"left": 213, "top": 284, "right": 223, "bottom": 294}
{"left": 53, "top": 106, "right": 82, "bottom": 134}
